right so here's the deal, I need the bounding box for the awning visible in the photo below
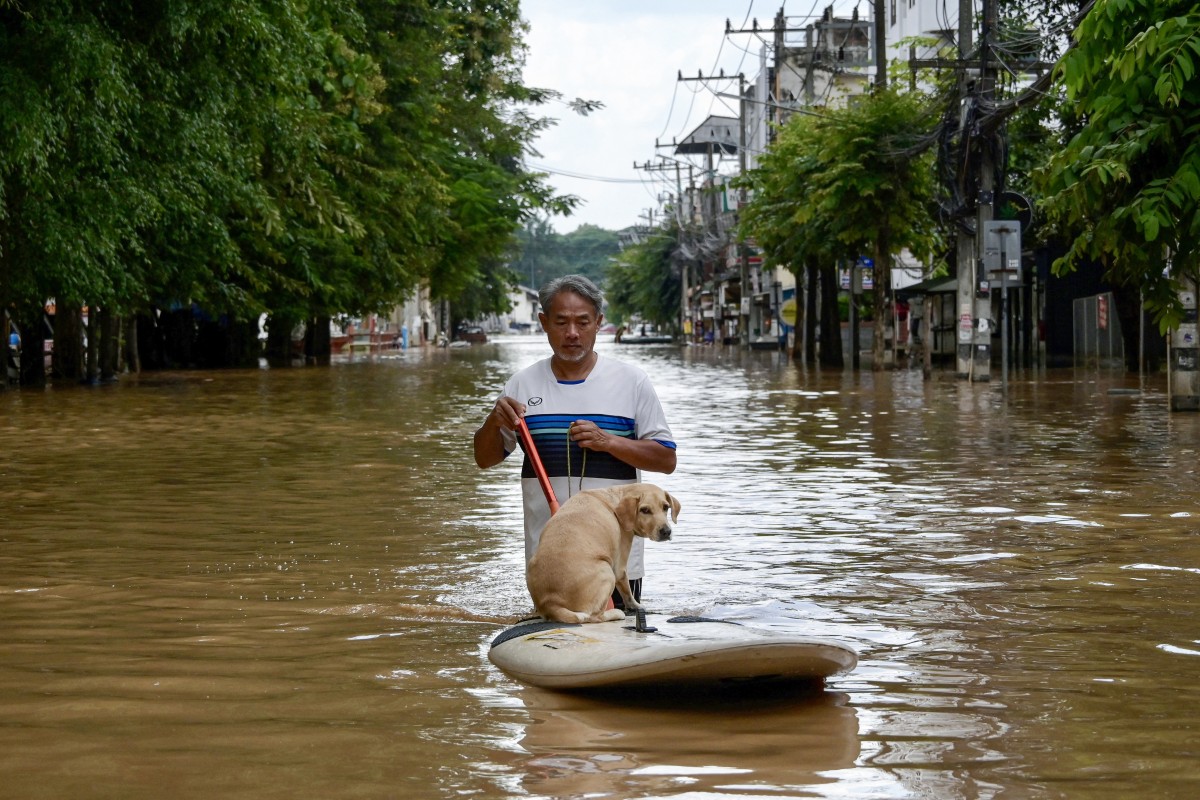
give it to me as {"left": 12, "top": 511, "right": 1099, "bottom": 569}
{"left": 674, "top": 115, "right": 740, "bottom": 156}
{"left": 896, "top": 276, "right": 958, "bottom": 298}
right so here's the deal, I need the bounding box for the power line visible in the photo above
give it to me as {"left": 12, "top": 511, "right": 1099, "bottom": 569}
{"left": 526, "top": 162, "right": 647, "bottom": 184}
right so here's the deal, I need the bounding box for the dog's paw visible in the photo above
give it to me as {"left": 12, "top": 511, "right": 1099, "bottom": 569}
{"left": 600, "top": 608, "right": 626, "bottom": 622}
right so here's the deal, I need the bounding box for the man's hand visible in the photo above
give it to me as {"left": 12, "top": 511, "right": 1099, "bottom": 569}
{"left": 569, "top": 419, "right": 677, "bottom": 475}
{"left": 567, "top": 419, "right": 610, "bottom": 451}
{"left": 473, "top": 396, "right": 525, "bottom": 469}
{"left": 488, "top": 396, "right": 525, "bottom": 431}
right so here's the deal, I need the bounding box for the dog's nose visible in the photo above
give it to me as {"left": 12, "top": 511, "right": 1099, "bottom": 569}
{"left": 659, "top": 526, "right": 672, "bottom": 540}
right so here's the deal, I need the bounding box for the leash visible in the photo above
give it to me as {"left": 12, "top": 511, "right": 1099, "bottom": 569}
{"left": 565, "top": 428, "right": 586, "bottom": 499}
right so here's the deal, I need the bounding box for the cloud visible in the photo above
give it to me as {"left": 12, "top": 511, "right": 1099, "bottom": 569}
{"left": 521, "top": 1, "right": 753, "bottom": 232}
{"left": 520, "top": 0, "right": 862, "bottom": 232}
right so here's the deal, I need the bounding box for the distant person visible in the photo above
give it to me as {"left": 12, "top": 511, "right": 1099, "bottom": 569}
{"left": 5, "top": 326, "right": 18, "bottom": 381}
{"left": 473, "top": 275, "right": 677, "bottom": 609}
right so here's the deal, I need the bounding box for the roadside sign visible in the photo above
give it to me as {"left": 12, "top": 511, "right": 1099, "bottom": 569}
{"left": 780, "top": 298, "right": 796, "bottom": 327}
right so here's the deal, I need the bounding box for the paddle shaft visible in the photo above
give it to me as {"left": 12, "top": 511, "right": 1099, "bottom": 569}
{"left": 516, "top": 417, "right": 559, "bottom": 515}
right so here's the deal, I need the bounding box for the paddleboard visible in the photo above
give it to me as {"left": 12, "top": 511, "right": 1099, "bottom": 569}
{"left": 488, "top": 613, "right": 857, "bottom": 690}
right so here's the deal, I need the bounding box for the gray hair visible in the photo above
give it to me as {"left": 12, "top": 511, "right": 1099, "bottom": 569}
{"left": 539, "top": 274, "right": 603, "bottom": 316}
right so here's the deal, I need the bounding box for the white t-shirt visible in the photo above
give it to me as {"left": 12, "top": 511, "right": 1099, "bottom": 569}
{"left": 498, "top": 354, "right": 676, "bottom": 578}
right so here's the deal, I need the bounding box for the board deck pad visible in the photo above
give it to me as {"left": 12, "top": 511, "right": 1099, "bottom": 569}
{"left": 488, "top": 613, "right": 857, "bottom": 690}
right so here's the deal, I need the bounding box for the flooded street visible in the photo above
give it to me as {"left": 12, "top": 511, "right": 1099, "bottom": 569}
{"left": 2, "top": 336, "right": 1199, "bottom": 799}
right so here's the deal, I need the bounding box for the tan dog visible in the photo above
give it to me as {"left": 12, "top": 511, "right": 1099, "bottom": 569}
{"left": 526, "top": 483, "right": 680, "bottom": 624}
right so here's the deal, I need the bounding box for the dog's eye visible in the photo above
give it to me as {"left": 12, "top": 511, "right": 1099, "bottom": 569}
{"left": 639, "top": 506, "right": 651, "bottom": 514}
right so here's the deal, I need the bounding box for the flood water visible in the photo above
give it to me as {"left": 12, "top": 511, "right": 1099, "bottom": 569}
{"left": 2, "top": 336, "right": 1198, "bottom": 799}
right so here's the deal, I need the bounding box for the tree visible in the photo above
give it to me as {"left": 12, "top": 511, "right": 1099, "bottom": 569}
{"left": 604, "top": 226, "right": 681, "bottom": 331}
{"left": 512, "top": 219, "right": 619, "bottom": 291}
{"left": 512, "top": 217, "right": 570, "bottom": 289}
{"left": 1038, "top": 0, "right": 1200, "bottom": 331}
{"left": 0, "top": 0, "right": 579, "bottom": 381}
{"left": 560, "top": 224, "right": 620, "bottom": 285}
{"left": 741, "top": 86, "right": 940, "bottom": 369}
{"left": 0, "top": 1, "right": 371, "bottom": 374}
{"left": 740, "top": 107, "right": 849, "bottom": 366}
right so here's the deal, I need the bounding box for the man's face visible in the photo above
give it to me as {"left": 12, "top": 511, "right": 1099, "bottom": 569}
{"left": 539, "top": 290, "right": 602, "bottom": 364}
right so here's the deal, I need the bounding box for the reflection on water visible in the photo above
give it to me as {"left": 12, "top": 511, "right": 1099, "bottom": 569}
{"left": 508, "top": 686, "right": 859, "bottom": 798}
{"left": 2, "top": 338, "right": 1200, "bottom": 799}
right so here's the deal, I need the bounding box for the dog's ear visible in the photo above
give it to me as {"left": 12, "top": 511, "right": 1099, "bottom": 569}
{"left": 666, "top": 492, "right": 681, "bottom": 522}
{"left": 615, "top": 495, "right": 640, "bottom": 532}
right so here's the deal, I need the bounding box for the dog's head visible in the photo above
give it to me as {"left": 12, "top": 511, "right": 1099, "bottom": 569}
{"left": 614, "top": 484, "right": 680, "bottom": 542}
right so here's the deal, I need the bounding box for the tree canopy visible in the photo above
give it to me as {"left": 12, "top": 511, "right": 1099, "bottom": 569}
{"left": 0, "top": 0, "right": 575, "bottom": 368}
{"left": 511, "top": 219, "right": 620, "bottom": 291}
{"left": 604, "top": 224, "right": 681, "bottom": 329}
{"left": 1037, "top": 0, "right": 1200, "bottom": 330}
{"left": 740, "top": 85, "right": 941, "bottom": 368}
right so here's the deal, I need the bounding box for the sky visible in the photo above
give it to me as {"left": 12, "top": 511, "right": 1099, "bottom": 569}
{"left": 519, "top": 0, "right": 865, "bottom": 234}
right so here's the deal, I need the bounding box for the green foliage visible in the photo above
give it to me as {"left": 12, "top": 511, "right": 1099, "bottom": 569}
{"left": 0, "top": 0, "right": 575, "bottom": 354}
{"left": 1037, "top": 0, "right": 1200, "bottom": 331}
{"left": 742, "top": 86, "right": 940, "bottom": 269}
{"left": 511, "top": 218, "right": 619, "bottom": 290}
{"left": 604, "top": 226, "right": 681, "bottom": 329}
{"left": 739, "top": 85, "right": 941, "bottom": 366}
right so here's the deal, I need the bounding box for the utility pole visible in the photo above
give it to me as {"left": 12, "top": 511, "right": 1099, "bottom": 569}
{"left": 868, "top": 0, "right": 886, "bottom": 369}
{"left": 973, "top": 0, "right": 998, "bottom": 382}
{"left": 953, "top": 0, "right": 992, "bottom": 381}
{"left": 635, "top": 158, "right": 691, "bottom": 336}
{"left": 725, "top": 9, "right": 805, "bottom": 135}
{"left": 737, "top": 72, "right": 752, "bottom": 345}
{"left": 873, "top": 0, "right": 886, "bottom": 88}
{"left": 725, "top": 11, "right": 813, "bottom": 349}
{"left": 675, "top": 69, "right": 742, "bottom": 344}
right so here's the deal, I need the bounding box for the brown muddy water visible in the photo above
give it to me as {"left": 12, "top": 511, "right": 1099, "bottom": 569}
{"left": 1, "top": 336, "right": 1198, "bottom": 799}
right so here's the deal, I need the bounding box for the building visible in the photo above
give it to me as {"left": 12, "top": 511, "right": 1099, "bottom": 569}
{"left": 678, "top": 5, "right": 880, "bottom": 352}
{"left": 478, "top": 284, "right": 541, "bottom": 334}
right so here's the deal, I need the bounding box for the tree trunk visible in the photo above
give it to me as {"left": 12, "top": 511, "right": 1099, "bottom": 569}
{"left": 85, "top": 308, "right": 99, "bottom": 384}
{"left": 819, "top": 260, "right": 844, "bottom": 368}
{"left": 804, "top": 259, "right": 819, "bottom": 363}
{"left": 122, "top": 315, "right": 140, "bottom": 374}
{"left": 99, "top": 306, "right": 120, "bottom": 382}
{"left": 872, "top": 232, "right": 892, "bottom": 371}
{"left": 16, "top": 305, "right": 47, "bottom": 387}
{"left": 788, "top": 267, "right": 805, "bottom": 362}
{"left": 53, "top": 300, "right": 85, "bottom": 382}
{"left": 264, "top": 314, "right": 298, "bottom": 367}
{"left": 306, "top": 315, "right": 332, "bottom": 365}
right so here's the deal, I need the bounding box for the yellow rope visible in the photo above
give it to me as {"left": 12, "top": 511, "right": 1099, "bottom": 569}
{"left": 565, "top": 428, "right": 587, "bottom": 499}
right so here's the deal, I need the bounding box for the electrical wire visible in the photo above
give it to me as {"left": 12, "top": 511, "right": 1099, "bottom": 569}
{"left": 526, "top": 162, "right": 650, "bottom": 184}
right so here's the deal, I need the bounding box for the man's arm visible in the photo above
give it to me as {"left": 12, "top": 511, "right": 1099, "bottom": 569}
{"left": 473, "top": 396, "right": 525, "bottom": 469}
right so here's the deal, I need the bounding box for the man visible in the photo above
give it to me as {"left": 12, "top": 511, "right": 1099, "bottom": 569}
{"left": 474, "top": 274, "right": 676, "bottom": 608}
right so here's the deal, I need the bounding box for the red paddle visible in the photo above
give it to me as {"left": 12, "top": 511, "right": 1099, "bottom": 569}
{"left": 516, "top": 416, "right": 559, "bottom": 515}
